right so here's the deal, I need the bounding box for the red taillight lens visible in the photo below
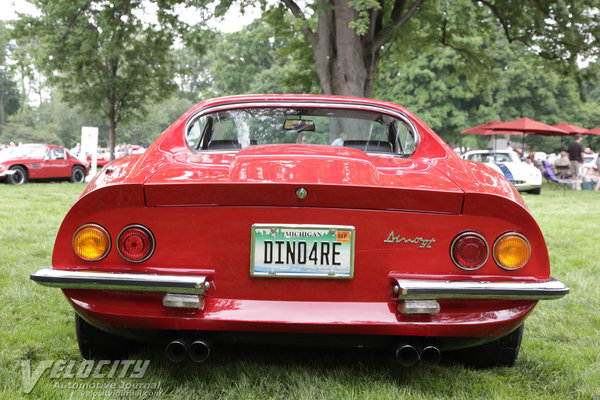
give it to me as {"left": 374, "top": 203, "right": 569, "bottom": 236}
{"left": 451, "top": 232, "right": 489, "bottom": 270}
{"left": 117, "top": 225, "right": 155, "bottom": 263}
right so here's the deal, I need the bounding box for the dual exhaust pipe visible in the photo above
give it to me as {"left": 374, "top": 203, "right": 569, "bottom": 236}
{"left": 166, "top": 338, "right": 439, "bottom": 366}
{"left": 395, "top": 344, "right": 441, "bottom": 367}
{"left": 165, "top": 338, "right": 211, "bottom": 363}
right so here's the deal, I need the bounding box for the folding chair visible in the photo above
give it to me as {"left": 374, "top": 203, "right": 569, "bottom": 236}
{"left": 542, "top": 161, "right": 571, "bottom": 190}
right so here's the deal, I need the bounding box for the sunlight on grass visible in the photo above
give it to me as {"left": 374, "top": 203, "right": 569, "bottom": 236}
{"left": 0, "top": 182, "right": 598, "bottom": 399}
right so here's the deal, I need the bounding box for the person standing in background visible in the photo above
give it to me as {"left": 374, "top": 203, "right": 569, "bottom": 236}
{"left": 568, "top": 134, "right": 584, "bottom": 190}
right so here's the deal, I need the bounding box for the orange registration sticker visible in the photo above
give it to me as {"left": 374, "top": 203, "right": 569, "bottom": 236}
{"left": 336, "top": 231, "right": 351, "bottom": 242}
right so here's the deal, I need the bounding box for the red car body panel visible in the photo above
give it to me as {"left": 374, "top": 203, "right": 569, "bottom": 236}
{"left": 34, "top": 95, "right": 566, "bottom": 357}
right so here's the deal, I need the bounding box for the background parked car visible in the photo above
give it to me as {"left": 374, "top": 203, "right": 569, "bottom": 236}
{"left": 86, "top": 149, "right": 111, "bottom": 168}
{"left": 0, "top": 143, "right": 89, "bottom": 185}
{"left": 462, "top": 149, "right": 543, "bottom": 194}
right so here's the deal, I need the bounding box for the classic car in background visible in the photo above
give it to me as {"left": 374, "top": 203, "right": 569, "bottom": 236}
{"left": 0, "top": 143, "right": 89, "bottom": 185}
{"left": 86, "top": 149, "right": 111, "bottom": 168}
{"left": 31, "top": 95, "right": 568, "bottom": 368}
{"left": 461, "top": 150, "right": 543, "bottom": 194}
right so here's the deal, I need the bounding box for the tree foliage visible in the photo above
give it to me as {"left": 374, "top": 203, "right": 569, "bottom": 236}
{"left": 192, "top": 0, "right": 600, "bottom": 99}
{"left": 12, "top": 0, "right": 183, "bottom": 158}
{"left": 375, "top": 34, "right": 595, "bottom": 153}
{"left": 0, "top": 22, "right": 20, "bottom": 131}
{"left": 3, "top": 1, "right": 600, "bottom": 156}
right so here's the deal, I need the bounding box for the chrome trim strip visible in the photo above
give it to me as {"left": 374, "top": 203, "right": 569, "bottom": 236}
{"left": 394, "top": 277, "right": 569, "bottom": 300}
{"left": 30, "top": 268, "right": 209, "bottom": 294}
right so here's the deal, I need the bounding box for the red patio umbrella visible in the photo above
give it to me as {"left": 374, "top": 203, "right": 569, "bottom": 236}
{"left": 552, "top": 122, "right": 590, "bottom": 135}
{"left": 460, "top": 120, "right": 522, "bottom": 150}
{"left": 492, "top": 117, "right": 568, "bottom": 136}
{"left": 461, "top": 120, "right": 503, "bottom": 135}
{"left": 491, "top": 117, "right": 568, "bottom": 152}
{"left": 461, "top": 120, "right": 524, "bottom": 136}
{"left": 582, "top": 126, "right": 600, "bottom": 136}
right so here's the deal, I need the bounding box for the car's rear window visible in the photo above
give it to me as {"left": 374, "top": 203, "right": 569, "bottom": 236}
{"left": 186, "top": 107, "right": 417, "bottom": 155}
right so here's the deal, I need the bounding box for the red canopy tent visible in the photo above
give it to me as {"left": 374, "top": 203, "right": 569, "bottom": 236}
{"left": 582, "top": 126, "right": 600, "bottom": 136}
{"left": 492, "top": 118, "right": 567, "bottom": 136}
{"left": 552, "top": 122, "right": 590, "bottom": 135}
{"left": 490, "top": 117, "right": 568, "bottom": 151}
{"left": 460, "top": 120, "right": 523, "bottom": 149}
{"left": 460, "top": 120, "right": 503, "bottom": 135}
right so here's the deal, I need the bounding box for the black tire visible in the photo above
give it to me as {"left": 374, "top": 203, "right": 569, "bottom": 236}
{"left": 70, "top": 166, "right": 86, "bottom": 183}
{"left": 75, "top": 313, "right": 135, "bottom": 360}
{"left": 8, "top": 166, "right": 27, "bottom": 185}
{"left": 527, "top": 187, "right": 541, "bottom": 195}
{"left": 449, "top": 324, "right": 524, "bottom": 369}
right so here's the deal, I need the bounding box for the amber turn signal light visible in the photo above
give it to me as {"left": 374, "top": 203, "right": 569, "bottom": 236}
{"left": 73, "top": 224, "right": 111, "bottom": 261}
{"left": 493, "top": 232, "right": 531, "bottom": 270}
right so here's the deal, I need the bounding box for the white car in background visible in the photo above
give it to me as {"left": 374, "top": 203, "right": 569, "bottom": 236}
{"left": 462, "top": 150, "right": 543, "bottom": 194}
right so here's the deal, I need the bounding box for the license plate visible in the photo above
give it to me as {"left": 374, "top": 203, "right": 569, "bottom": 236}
{"left": 250, "top": 224, "right": 355, "bottom": 278}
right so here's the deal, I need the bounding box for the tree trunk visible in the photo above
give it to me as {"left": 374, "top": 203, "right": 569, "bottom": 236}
{"left": 108, "top": 115, "right": 116, "bottom": 161}
{"left": 307, "top": 1, "right": 378, "bottom": 98}
{"left": 0, "top": 90, "right": 5, "bottom": 130}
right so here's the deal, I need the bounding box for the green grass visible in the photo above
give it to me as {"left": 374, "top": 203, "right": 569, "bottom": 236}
{"left": 1, "top": 182, "right": 598, "bottom": 399}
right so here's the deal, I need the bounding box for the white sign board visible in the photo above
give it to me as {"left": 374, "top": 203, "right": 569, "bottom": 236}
{"left": 81, "top": 126, "right": 98, "bottom": 181}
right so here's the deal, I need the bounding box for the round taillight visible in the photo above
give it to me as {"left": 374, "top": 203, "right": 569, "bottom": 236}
{"left": 117, "top": 224, "right": 155, "bottom": 263}
{"left": 493, "top": 232, "right": 531, "bottom": 270}
{"left": 451, "top": 232, "right": 489, "bottom": 270}
{"left": 73, "top": 224, "right": 110, "bottom": 261}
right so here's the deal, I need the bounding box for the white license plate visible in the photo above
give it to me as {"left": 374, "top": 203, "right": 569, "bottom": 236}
{"left": 250, "top": 224, "right": 355, "bottom": 278}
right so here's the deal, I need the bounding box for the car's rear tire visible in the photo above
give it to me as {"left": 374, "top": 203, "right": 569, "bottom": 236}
{"left": 527, "top": 187, "right": 541, "bottom": 195}
{"left": 70, "top": 166, "right": 86, "bottom": 183}
{"left": 8, "top": 166, "right": 27, "bottom": 185}
{"left": 449, "top": 323, "right": 524, "bottom": 369}
{"left": 75, "top": 313, "right": 135, "bottom": 360}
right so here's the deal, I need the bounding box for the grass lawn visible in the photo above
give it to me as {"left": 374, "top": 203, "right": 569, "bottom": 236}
{"left": 0, "top": 182, "right": 598, "bottom": 399}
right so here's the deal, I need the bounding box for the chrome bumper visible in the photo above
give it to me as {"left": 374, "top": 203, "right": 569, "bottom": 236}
{"left": 0, "top": 169, "right": 16, "bottom": 177}
{"left": 30, "top": 268, "right": 210, "bottom": 295}
{"left": 30, "top": 268, "right": 568, "bottom": 301}
{"left": 393, "top": 277, "right": 569, "bottom": 300}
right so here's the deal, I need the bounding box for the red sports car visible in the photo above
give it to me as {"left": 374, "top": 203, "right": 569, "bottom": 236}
{"left": 31, "top": 95, "right": 568, "bottom": 368}
{"left": 86, "top": 150, "right": 111, "bottom": 168}
{"left": 0, "top": 143, "right": 89, "bottom": 185}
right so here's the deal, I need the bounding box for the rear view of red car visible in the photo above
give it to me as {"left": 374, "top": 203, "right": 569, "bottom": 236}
{"left": 31, "top": 95, "right": 568, "bottom": 368}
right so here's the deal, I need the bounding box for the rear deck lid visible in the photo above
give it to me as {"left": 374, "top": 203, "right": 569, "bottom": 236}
{"left": 144, "top": 145, "right": 464, "bottom": 214}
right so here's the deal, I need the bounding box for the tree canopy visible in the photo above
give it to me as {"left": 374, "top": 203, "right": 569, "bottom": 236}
{"left": 2, "top": 1, "right": 600, "bottom": 155}
{"left": 12, "top": 0, "right": 182, "bottom": 159}
{"left": 203, "top": 0, "right": 600, "bottom": 98}
{"left": 0, "top": 22, "right": 20, "bottom": 132}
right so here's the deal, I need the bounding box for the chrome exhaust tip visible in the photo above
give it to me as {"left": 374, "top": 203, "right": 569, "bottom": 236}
{"left": 165, "top": 339, "right": 189, "bottom": 363}
{"left": 395, "top": 344, "right": 419, "bottom": 367}
{"left": 189, "top": 339, "right": 211, "bottom": 363}
{"left": 420, "top": 346, "right": 441, "bottom": 367}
